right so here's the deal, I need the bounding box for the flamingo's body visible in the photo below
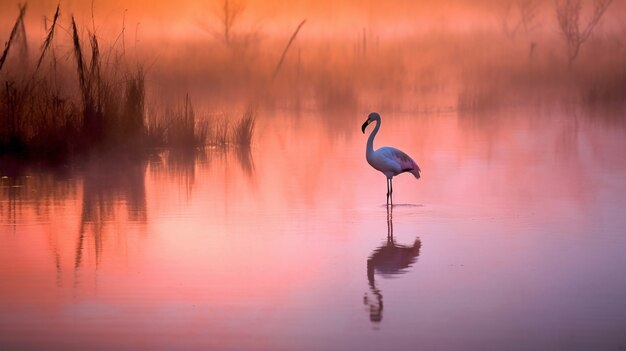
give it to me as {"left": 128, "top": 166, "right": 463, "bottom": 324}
{"left": 361, "top": 112, "right": 420, "bottom": 205}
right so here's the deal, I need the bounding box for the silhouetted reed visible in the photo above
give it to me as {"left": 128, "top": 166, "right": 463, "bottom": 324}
{"left": 213, "top": 115, "right": 230, "bottom": 148}
{"left": 200, "top": 108, "right": 256, "bottom": 149}
{"left": 1, "top": 5, "right": 259, "bottom": 163}
{"left": 0, "top": 4, "right": 26, "bottom": 73}
{"left": 0, "top": 6, "right": 150, "bottom": 160}
{"left": 232, "top": 108, "right": 256, "bottom": 148}
{"left": 159, "top": 93, "right": 199, "bottom": 148}
{"left": 272, "top": 19, "right": 306, "bottom": 81}
{"left": 36, "top": 4, "right": 59, "bottom": 72}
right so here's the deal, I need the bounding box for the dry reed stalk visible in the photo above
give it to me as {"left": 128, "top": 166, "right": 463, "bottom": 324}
{"left": 215, "top": 115, "right": 230, "bottom": 147}
{"left": 233, "top": 108, "right": 256, "bottom": 147}
{"left": 272, "top": 19, "right": 306, "bottom": 81}
{"left": 72, "top": 16, "right": 103, "bottom": 140}
{"left": 36, "top": 4, "right": 61, "bottom": 72}
{"left": 123, "top": 69, "right": 146, "bottom": 137}
{"left": 0, "top": 4, "right": 27, "bottom": 73}
{"left": 88, "top": 33, "right": 101, "bottom": 85}
{"left": 71, "top": 16, "right": 88, "bottom": 103}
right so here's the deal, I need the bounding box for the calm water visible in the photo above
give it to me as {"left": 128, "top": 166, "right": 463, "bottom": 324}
{"left": 2, "top": 109, "right": 626, "bottom": 350}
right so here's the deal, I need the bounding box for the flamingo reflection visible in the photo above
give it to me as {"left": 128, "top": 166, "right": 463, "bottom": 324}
{"left": 364, "top": 205, "right": 421, "bottom": 323}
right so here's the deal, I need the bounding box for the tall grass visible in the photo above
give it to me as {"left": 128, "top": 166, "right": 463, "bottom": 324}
{"left": 0, "top": 4, "right": 26, "bottom": 73}
{"left": 163, "top": 93, "right": 215, "bottom": 148}
{"left": 0, "top": 5, "right": 257, "bottom": 163}
{"left": 214, "top": 115, "right": 230, "bottom": 148}
{"left": 203, "top": 108, "right": 256, "bottom": 148}
{"left": 232, "top": 108, "right": 256, "bottom": 148}
{"left": 0, "top": 7, "right": 150, "bottom": 160}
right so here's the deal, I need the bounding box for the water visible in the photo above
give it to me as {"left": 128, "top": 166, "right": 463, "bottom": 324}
{"left": 2, "top": 109, "right": 626, "bottom": 350}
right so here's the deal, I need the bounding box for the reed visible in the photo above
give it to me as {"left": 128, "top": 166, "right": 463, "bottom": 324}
{"left": 272, "top": 19, "right": 306, "bottom": 81}
{"left": 232, "top": 107, "right": 256, "bottom": 148}
{"left": 0, "top": 4, "right": 26, "bottom": 73}
{"left": 120, "top": 69, "right": 146, "bottom": 144}
{"left": 36, "top": 4, "right": 60, "bottom": 72}
{"left": 1, "top": 4, "right": 262, "bottom": 163}
{"left": 163, "top": 94, "right": 195, "bottom": 148}
{"left": 214, "top": 114, "right": 230, "bottom": 147}
{"left": 1, "top": 8, "right": 148, "bottom": 160}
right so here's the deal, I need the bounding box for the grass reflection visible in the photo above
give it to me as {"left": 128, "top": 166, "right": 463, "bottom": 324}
{"left": 75, "top": 156, "right": 148, "bottom": 269}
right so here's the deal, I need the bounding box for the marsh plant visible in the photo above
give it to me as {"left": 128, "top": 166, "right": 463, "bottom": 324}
{"left": 202, "top": 107, "right": 256, "bottom": 149}
{"left": 0, "top": 5, "right": 152, "bottom": 160}
{"left": 0, "top": 4, "right": 257, "bottom": 162}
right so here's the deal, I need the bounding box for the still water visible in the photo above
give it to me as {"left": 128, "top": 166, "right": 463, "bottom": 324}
{"left": 1, "top": 109, "right": 626, "bottom": 350}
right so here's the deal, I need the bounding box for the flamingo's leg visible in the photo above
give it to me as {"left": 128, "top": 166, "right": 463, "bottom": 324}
{"left": 386, "top": 178, "right": 390, "bottom": 206}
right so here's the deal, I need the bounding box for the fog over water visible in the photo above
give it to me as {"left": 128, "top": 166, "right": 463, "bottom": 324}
{"left": 1, "top": 0, "right": 626, "bottom": 350}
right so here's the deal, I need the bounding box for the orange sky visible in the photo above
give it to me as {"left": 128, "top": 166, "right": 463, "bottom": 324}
{"left": 2, "top": 0, "right": 624, "bottom": 57}
{"left": 8, "top": 0, "right": 624, "bottom": 42}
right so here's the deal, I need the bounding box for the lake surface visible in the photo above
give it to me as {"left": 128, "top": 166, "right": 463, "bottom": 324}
{"left": 2, "top": 108, "right": 626, "bottom": 350}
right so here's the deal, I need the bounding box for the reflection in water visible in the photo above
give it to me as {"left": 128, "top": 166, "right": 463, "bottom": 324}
{"left": 148, "top": 149, "right": 201, "bottom": 200}
{"left": 0, "top": 171, "right": 78, "bottom": 227}
{"left": 1, "top": 147, "right": 253, "bottom": 281}
{"left": 235, "top": 145, "right": 255, "bottom": 177}
{"left": 2, "top": 110, "right": 625, "bottom": 350}
{"left": 364, "top": 206, "right": 421, "bottom": 323}
{"left": 76, "top": 158, "right": 148, "bottom": 269}
{"left": 0, "top": 176, "right": 18, "bottom": 231}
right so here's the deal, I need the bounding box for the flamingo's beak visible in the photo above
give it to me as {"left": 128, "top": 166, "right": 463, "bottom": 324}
{"left": 361, "top": 119, "right": 371, "bottom": 134}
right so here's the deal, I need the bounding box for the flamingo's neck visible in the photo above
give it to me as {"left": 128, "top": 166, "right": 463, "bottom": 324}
{"left": 366, "top": 119, "right": 380, "bottom": 158}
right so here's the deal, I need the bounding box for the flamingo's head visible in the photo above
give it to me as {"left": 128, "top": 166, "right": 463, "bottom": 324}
{"left": 361, "top": 112, "right": 381, "bottom": 133}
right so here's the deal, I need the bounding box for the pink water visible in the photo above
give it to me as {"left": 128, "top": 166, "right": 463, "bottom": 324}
{"left": 2, "top": 109, "right": 626, "bottom": 350}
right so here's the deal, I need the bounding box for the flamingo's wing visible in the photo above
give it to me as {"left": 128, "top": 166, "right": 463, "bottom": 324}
{"left": 379, "top": 147, "right": 421, "bottom": 179}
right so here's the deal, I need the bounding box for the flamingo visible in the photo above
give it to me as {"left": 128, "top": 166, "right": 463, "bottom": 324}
{"left": 361, "top": 112, "right": 421, "bottom": 205}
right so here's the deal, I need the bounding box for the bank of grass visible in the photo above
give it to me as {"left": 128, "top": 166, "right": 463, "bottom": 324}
{"left": 0, "top": 6, "right": 256, "bottom": 163}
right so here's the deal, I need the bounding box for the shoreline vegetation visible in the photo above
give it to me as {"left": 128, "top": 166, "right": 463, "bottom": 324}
{"left": 0, "top": 3, "right": 258, "bottom": 166}
{"left": 1, "top": 1, "right": 625, "bottom": 166}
